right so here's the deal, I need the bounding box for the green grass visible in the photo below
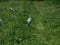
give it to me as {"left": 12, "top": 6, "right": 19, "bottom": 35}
{"left": 0, "top": 1, "right": 60, "bottom": 45}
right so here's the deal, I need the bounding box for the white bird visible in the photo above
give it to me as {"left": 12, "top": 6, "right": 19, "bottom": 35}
{"left": 27, "top": 17, "right": 32, "bottom": 24}
{"left": 9, "top": 7, "right": 14, "bottom": 11}
{"left": 0, "top": 19, "right": 2, "bottom": 25}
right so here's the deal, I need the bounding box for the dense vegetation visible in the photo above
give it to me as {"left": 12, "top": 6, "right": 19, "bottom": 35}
{"left": 0, "top": 0, "right": 60, "bottom": 45}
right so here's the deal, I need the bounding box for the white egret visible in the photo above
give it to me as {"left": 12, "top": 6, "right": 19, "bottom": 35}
{"left": 9, "top": 7, "right": 14, "bottom": 11}
{"left": 27, "top": 17, "right": 32, "bottom": 26}
{"left": 0, "top": 19, "right": 2, "bottom": 26}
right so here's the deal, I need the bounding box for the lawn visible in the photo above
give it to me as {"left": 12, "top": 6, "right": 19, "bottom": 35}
{"left": 0, "top": 1, "right": 60, "bottom": 45}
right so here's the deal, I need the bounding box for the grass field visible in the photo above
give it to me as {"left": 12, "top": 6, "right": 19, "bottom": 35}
{"left": 0, "top": 1, "right": 60, "bottom": 45}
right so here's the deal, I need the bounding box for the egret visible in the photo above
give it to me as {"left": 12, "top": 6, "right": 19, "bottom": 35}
{"left": 0, "top": 19, "right": 2, "bottom": 26}
{"left": 9, "top": 7, "right": 14, "bottom": 11}
{"left": 27, "top": 17, "right": 32, "bottom": 26}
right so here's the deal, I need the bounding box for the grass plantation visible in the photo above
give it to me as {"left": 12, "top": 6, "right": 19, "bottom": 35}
{"left": 0, "top": 0, "right": 60, "bottom": 45}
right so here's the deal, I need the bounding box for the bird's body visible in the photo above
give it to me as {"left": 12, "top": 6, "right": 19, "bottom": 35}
{"left": 0, "top": 19, "right": 2, "bottom": 26}
{"left": 9, "top": 8, "right": 14, "bottom": 11}
{"left": 27, "top": 17, "right": 32, "bottom": 26}
{"left": 27, "top": 17, "right": 32, "bottom": 24}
